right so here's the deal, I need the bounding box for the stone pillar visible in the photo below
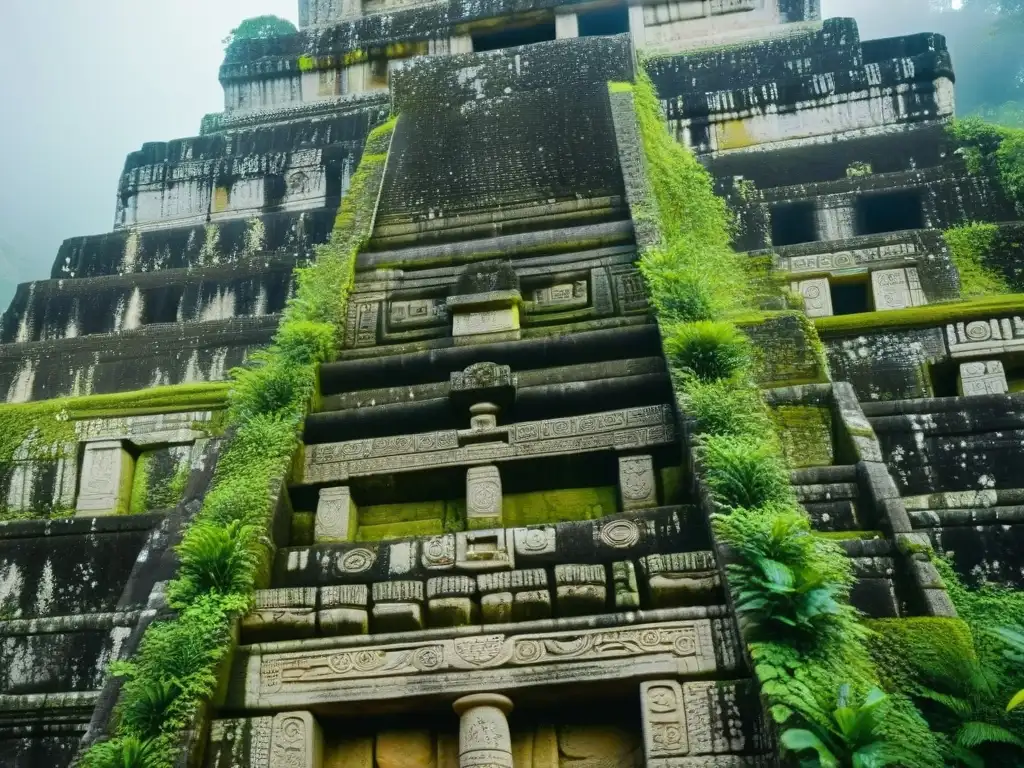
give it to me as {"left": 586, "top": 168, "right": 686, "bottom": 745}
{"left": 269, "top": 711, "right": 323, "bottom": 767}
{"left": 814, "top": 195, "right": 855, "bottom": 241}
{"left": 467, "top": 465, "right": 503, "bottom": 528}
{"left": 793, "top": 277, "right": 833, "bottom": 318}
{"left": 76, "top": 440, "right": 135, "bottom": 516}
{"left": 959, "top": 360, "right": 1008, "bottom": 396}
{"left": 640, "top": 680, "right": 689, "bottom": 761}
{"left": 453, "top": 693, "right": 514, "bottom": 768}
{"left": 555, "top": 12, "right": 579, "bottom": 38}
{"left": 316, "top": 486, "right": 357, "bottom": 542}
{"left": 618, "top": 455, "right": 657, "bottom": 511}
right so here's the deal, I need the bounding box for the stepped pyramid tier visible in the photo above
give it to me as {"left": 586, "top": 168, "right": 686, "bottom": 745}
{"left": 2, "top": 0, "right": 1024, "bottom": 765}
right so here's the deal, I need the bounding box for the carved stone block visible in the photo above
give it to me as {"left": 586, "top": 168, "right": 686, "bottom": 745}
{"left": 871, "top": 267, "right": 926, "bottom": 311}
{"left": 641, "top": 680, "right": 689, "bottom": 759}
{"left": 316, "top": 486, "right": 357, "bottom": 543}
{"left": 371, "top": 581, "right": 424, "bottom": 633}
{"left": 512, "top": 526, "right": 556, "bottom": 557}
{"left": 242, "top": 588, "right": 317, "bottom": 643}
{"left": 269, "top": 711, "right": 322, "bottom": 767}
{"left": 208, "top": 716, "right": 272, "bottom": 767}
{"left": 619, "top": 455, "right": 657, "bottom": 511}
{"left": 481, "top": 592, "right": 513, "bottom": 624}
{"left": 467, "top": 465, "right": 503, "bottom": 527}
{"left": 318, "top": 585, "right": 369, "bottom": 636}
{"left": 477, "top": 569, "right": 548, "bottom": 594}
{"left": 513, "top": 590, "right": 552, "bottom": 622}
{"left": 429, "top": 597, "right": 478, "bottom": 628}
{"left": 641, "top": 552, "right": 722, "bottom": 608}
{"left": 554, "top": 564, "right": 607, "bottom": 617}
{"left": 427, "top": 575, "right": 477, "bottom": 599}
{"left": 450, "top": 362, "right": 517, "bottom": 410}
{"left": 454, "top": 693, "right": 514, "bottom": 768}
{"left": 76, "top": 440, "right": 134, "bottom": 516}
{"left": 613, "top": 561, "right": 640, "bottom": 610}
{"left": 959, "top": 360, "right": 1008, "bottom": 396}
{"left": 794, "top": 277, "right": 833, "bottom": 318}
{"left": 422, "top": 534, "right": 457, "bottom": 570}
{"left": 456, "top": 529, "right": 514, "bottom": 572}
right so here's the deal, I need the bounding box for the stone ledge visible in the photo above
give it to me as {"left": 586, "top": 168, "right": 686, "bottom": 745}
{"left": 0, "top": 513, "right": 164, "bottom": 541}
{"left": 0, "top": 610, "right": 147, "bottom": 637}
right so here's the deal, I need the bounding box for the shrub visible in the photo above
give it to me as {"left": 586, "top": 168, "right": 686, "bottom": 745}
{"left": 679, "top": 376, "right": 771, "bottom": 437}
{"left": 699, "top": 433, "right": 792, "bottom": 509}
{"left": 664, "top": 321, "right": 750, "bottom": 382}
{"left": 167, "top": 520, "right": 263, "bottom": 606}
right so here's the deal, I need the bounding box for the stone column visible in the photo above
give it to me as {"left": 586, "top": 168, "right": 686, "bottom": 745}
{"left": 453, "top": 693, "right": 514, "bottom": 768}
{"left": 618, "top": 454, "right": 657, "bottom": 511}
{"left": 76, "top": 440, "right": 135, "bottom": 516}
{"left": 814, "top": 195, "right": 855, "bottom": 241}
{"left": 467, "top": 465, "right": 503, "bottom": 528}
{"left": 316, "top": 486, "right": 357, "bottom": 542}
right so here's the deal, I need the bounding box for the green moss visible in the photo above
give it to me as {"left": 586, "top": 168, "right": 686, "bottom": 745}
{"left": 501, "top": 487, "right": 617, "bottom": 527}
{"left": 950, "top": 118, "right": 1024, "bottom": 214}
{"left": 357, "top": 518, "right": 444, "bottom": 541}
{"left": 358, "top": 499, "right": 458, "bottom": 527}
{"left": 815, "top": 530, "right": 884, "bottom": 541}
{"left": 943, "top": 223, "right": 1011, "bottom": 298}
{"left": 814, "top": 293, "right": 1024, "bottom": 335}
{"left": 660, "top": 465, "right": 685, "bottom": 505}
{"left": 866, "top": 617, "right": 976, "bottom": 694}
{"left": 771, "top": 406, "right": 834, "bottom": 469}
{"left": 291, "top": 511, "right": 314, "bottom": 546}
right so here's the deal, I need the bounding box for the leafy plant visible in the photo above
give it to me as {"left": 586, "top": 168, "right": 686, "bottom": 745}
{"left": 994, "top": 626, "right": 1024, "bottom": 712}
{"left": 715, "top": 505, "right": 856, "bottom": 643}
{"left": 950, "top": 118, "right": 1024, "bottom": 213}
{"left": 679, "top": 376, "right": 771, "bottom": 437}
{"left": 699, "top": 433, "right": 792, "bottom": 509}
{"left": 167, "top": 520, "right": 263, "bottom": 605}
{"left": 80, "top": 735, "right": 167, "bottom": 768}
{"left": 222, "top": 15, "right": 297, "bottom": 52}
{"left": 663, "top": 321, "right": 750, "bottom": 382}
{"left": 117, "top": 681, "right": 179, "bottom": 738}
{"left": 781, "top": 685, "right": 909, "bottom": 768}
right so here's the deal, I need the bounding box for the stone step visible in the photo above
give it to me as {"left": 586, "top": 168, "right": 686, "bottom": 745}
{"left": 357, "top": 219, "right": 635, "bottom": 272}
{"left": 794, "top": 482, "right": 859, "bottom": 504}
{"left": 789, "top": 465, "right": 857, "bottom": 485}
{"left": 909, "top": 505, "right": 1024, "bottom": 528}
{"left": 803, "top": 500, "right": 862, "bottom": 532}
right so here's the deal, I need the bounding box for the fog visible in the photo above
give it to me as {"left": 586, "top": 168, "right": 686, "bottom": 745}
{"left": 0, "top": 1, "right": 1018, "bottom": 309}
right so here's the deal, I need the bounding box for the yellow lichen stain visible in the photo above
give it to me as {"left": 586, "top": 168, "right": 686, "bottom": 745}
{"left": 717, "top": 118, "right": 754, "bottom": 150}
{"left": 213, "top": 186, "right": 229, "bottom": 213}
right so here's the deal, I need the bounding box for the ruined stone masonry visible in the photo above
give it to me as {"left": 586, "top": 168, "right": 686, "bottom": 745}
{"left": 1, "top": 0, "right": 1021, "bottom": 764}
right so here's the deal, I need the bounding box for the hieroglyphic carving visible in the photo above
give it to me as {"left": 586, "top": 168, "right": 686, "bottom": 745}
{"left": 76, "top": 440, "right": 131, "bottom": 515}
{"left": 269, "top": 711, "right": 321, "bottom": 767}
{"left": 455, "top": 693, "right": 514, "bottom": 768}
{"left": 456, "top": 529, "right": 514, "bottom": 572}
{"left": 467, "top": 466, "right": 502, "bottom": 523}
{"left": 794, "top": 278, "right": 833, "bottom": 318}
{"left": 512, "top": 526, "right": 556, "bottom": 556}
{"left": 683, "top": 682, "right": 752, "bottom": 755}
{"left": 641, "top": 680, "right": 689, "bottom": 758}
{"left": 354, "top": 301, "right": 381, "bottom": 347}
{"left": 598, "top": 518, "right": 642, "bottom": 549}
{"left": 619, "top": 454, "right": 657, "bottom": 511}
{"left": 453, "top": 308, "right": 519, "bottom": 337}
{"left": 614, "top": 270, "right": 649, "bottom": 313}
{"left": 334, "top": 547, "right": 376, "bottom": 575}
{"left": 303, "top": 406, "right": 676, "bottom": 483}
{"left": 947, "top": 316, "right": 1024, "bottom": 358}
{"left": 249, "top": 620, "right": 717, "bottom": 706}
{"left": 783, "top": 240, "right": 918, "bottom": 275}
{"left": 422, "top": 535, "right": 457, "bottom": 570}
{"left": 959, "top": 360, "right": 1008, "bottom": 396}
{"left": 316, "top": 486, "right": 356, "bottom": 542}
{"left": 388, "top": 298, "right": 446, "bottom": 329}
{"left": 871, "top": 267, "right": 926, "bottom": 311}
{"left": 532, "top": 281, "right": 588, "bottom": 309}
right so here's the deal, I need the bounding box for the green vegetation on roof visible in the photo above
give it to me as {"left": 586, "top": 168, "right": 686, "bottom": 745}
{"left": 814, "top": 293, "right": 1024, "bottom": 335}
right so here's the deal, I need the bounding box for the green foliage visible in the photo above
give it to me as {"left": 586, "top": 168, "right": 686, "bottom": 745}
{"left": 781, "top": 685, "right": 912, "bottom": 768}
{"left": 222, "top": 15, "right": 297, "bottom": 52}
{"left": 679, "top": 376, "right": 771, "bottom": 436}
{"left": 944, "top": 223, "right": 1011, "bottom": 298}
{"left": 950, "top": 118, "right": 1024, "bottom": 214}
{"left": 715, "top": 505, "right": 857, "bottom": 644}
{"left": 699, "top": 434, "right": 792, "bottom": 509}
{"left": 846, "top": 161, "right": 873, "bottom": 178}
{"left": 994, "top": 627, "right": 1024, "bottom": 712}
{"left": 663, "top": 321, "right": 750, "bottom": 382}
{"left": 81, "top": 121, "right": 397, "bottom": 765}
{"left": 79, "top": 735, "right": 171, "bottom": 768}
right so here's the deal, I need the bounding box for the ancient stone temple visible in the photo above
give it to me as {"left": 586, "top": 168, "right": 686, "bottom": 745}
{"left": 3, "top": 0, "right": 1024, "bottom": 765}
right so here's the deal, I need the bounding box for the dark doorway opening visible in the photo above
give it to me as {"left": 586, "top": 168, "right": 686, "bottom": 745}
{"left": 771, "top": 201, "right": 817, "bottom": 246}
{"left": 472, "top": 19, "right": 557, "bottom": 51}
{"left": 578, "top": 4, "right": 630, "bottom": 36}
{"left": 830, "top": 280, "right": 871, "bottom": 316}
{"left": 856, "top": 190, "right": 924, "bottom": 235}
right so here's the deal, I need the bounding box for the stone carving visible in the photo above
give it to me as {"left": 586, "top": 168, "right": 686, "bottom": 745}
{"left": 477, "top": 569, "right": 548, "bottom": 594}
{"left": 372, "top": 580, "right": 424, "bottom": 633}
{"left": 388, "top": 298, "right": 446, "bottom": 328}
{"left": 871, "top": 267, "right": 926, "bottom": 311}
{"left": 427, "top": 575, "right": 477, "bottom": 598}
{"left": 422, "top": 534, "right": 457, "bottom": 570}
{"left": 554, "top": 564, "right": 607, "bottom": 616}
{"left": 450, "top": 362, "right": 515, "bottom": 394}
{"left": 467, "top": 466, "right": 503, "bottom": 524}
{"left": 269, "top": 711, "right": 321, "bottom": 768}
{"left": 794, "top": 278, "right": 833, "bottom": 318}
{"left": 782, "top": 240, "right": 918, "bottom": 275}
{"left": 614, "top": 271, "right": 649, "bottom": 312}
{"left": 641, "top": 552, "right": 722, "bottom": 608}
{"left": 946, "top": 317, "right": 1024, "bottom": 358}
{"left": 248, "top": 620, "right": 716, "bottom": 707}
{"left": 321, "top": 585, "right": 368, "bottom": 608}
{"left": 683, "top": 682, "right": 755, "bottom": 755}
{"left": 959, "top": 360, "right": 1009, "bottom": 396}
{"left": 592, "top": 267, "right": 615, "bottom": 315}
{"left": 334, "top": 547, "right": 376, "bottom": 575}
{"left": 456, "top": 529, "right": 514, "bottom": 572}
{"left": 354, "top": 301, "right": 381, "bottom": 346}
{"left": 243, "top": 588, "right": 318, "bottom": 642}
{"left": 641, "top": 680, "right": 689, "bottom": 758}
{"left": 76, "top": 440, "right": 132, "bottom": 516}
{"left": 303, "top": 405, "right": 675, "bottom": 484}
{"left": 598, "top": 518, "right": 642, "bottom": 549}
{"left": 76, "top": 410, "right": 212, "bottom": 447}
{"left": 454, "top": 693, "right": 514, "bottom": 768}
{"left": 619, "top": 455, "right": 657, "bottom": 511}
{"left": 316, "top": 486, "right": 356, "bottom": 542}
{"left": 532, "top": 281, "right": 588, "bottom": 308}
{"left": 613, "top": 561, "right": 640, "bottom": 609}
{"left": 452, "top": 308, "right": 520, "bottom": 337}
{"left": 512, "top": 526, "right": 556, "bottom": 556}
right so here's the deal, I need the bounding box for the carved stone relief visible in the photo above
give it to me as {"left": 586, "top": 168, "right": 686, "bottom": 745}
{"left": 619, "top": 454, "right": 657, "bottom": 511}
{"left": 959, "top": 360, "right": 1008, "bottom": 396}
{"left": 871, "top": 267, "right": 926, "bottom": 311}
{"left": 316, "top": 486, "right": 356, "bottom": 542}
{"left": 947, "top": 317, "right": 1024, "bottom": 358}
{"left": 794, "top": 278, "right": 833, "bottom": 318}
{"left": 467, "top": 465, "right": 503, "bottom": 525}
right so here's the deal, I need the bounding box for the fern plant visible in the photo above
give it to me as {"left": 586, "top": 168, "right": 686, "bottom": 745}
{"left": 117, "top": 680, "right": 179, "bottom": 738}
{"left": 167, "top": 519, "right": 263, "bottom": 605}
{"left": 663, "top": 320, "right": 750, "bottom": 382}
{"left": 781, "top": 685, "right": 911, "bottom": 767}
{"left": 699, "top": 434, "right": 793, "bottom": 509}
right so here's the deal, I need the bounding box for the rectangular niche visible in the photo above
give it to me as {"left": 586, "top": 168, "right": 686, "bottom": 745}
{"left": 855, "top": 190, "right": 925, "bottom": 236}
{"left": 578, "top": 3, "right": 630, "bottom": 36}
{"left": 471, "top": 17, "right": 558, "bottom": 51}
{"left": 771, "top": 201, "right": 817, "bottom": 246}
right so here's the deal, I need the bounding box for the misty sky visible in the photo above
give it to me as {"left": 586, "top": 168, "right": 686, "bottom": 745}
{"left": 0, "top": 0, "right": 965, "bottom": 308}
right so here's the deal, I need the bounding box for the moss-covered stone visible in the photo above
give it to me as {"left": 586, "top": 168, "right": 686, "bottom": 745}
{"left": 501, "top": 486, "right": 616, "bottom": 527}
{"left": 771, "top": 406, "right": 834, "bottom": 468}
{"left": 356, "top": 518, "right": 444, "bottom": 541}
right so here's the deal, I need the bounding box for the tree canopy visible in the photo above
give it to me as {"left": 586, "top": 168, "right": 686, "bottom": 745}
{"left": 222, "top": 15, "right": 297, "bottom": 51}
